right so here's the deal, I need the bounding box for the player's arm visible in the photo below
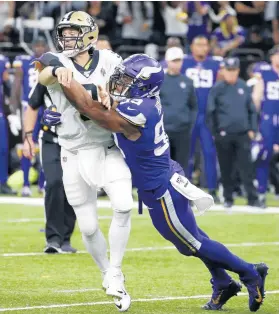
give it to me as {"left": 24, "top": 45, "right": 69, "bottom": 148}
{"left": 9, "top": 59, "right": 23, "bottom": 113}
{"left": 61, "top": 79, "right": 140, "bottom": 140}
{"left": 251, "top": 77, "right": 264, "bottom": 112}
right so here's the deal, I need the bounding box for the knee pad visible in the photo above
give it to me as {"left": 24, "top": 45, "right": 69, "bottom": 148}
{"left": 74, "top": 199, "right": 98, "bottom": 236}
{"left": 105, "top": 179, "right": 134, "bottom": 211}
{"left": 112, "top": 210, "right": 131, "bottom": 227}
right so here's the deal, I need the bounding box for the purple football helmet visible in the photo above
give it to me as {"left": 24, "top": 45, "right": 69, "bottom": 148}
{"left": 109, "top": 54, "right": 164, "bottom": 100}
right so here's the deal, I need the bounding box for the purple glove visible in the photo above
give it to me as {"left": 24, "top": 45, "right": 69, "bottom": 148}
{"left": 43, "top": 107, "right": 62, "bottom": 126}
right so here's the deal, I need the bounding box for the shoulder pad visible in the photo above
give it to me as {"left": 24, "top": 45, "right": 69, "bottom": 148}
{"left": 116, "top": 99, "right": 146, "bottom": 126}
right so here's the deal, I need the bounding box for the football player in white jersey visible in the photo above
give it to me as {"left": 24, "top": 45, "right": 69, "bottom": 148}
{"left": 35, "top": 11, "right": 133, "bottom": 311}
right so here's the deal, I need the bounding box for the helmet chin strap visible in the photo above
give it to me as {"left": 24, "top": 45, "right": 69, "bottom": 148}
{"left": 62, "top": 43, "right": 94, "bottom": 58}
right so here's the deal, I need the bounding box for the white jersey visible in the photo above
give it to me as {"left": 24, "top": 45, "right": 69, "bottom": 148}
{"left": 39, "top": 49, "right": 122, "bottom": 151}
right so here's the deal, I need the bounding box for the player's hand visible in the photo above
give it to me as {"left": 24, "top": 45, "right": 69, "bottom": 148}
{"left": 98, "top": 85, "right": 111, "bottom": 110}
{"left": 43, "top": 107, "right": 62, "bottom": 126}
{"left": 23, "top": 136, "right": 35, "bottom": 159}
{"left": 248, "top": 130, "right": 255, "bottom": 140}
{"left": 55, "top": 67, "right": 73, "bottom": 88}
{"left": 7, "top": 110, "right": 21, "bottom": 136}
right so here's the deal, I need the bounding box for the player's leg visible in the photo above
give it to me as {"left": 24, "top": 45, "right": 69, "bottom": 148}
{"left": 168, "top": 127, "right": 191, "bottom": 176}
{"left": 188, "top": 118, "right": 199, "bottom": 180}
{"left": 234, "top": 133, "right": 258, "bottom": 205}
{"left": 199, "top": 122, "right": 219, "bottom": 202}
{"left": 256, "top": 120, "right": 275, "bottom": 206}
{"left": 103, "top": 146, "right": 133, "bottom": 311}
{"left": 146, "top": 182, "right": 267, "bottom": 311}
{"left": 0, "top": 115, "right": 16, "bottom": 194}
{"left": 61, "top": 147, "right": 110, "bottom": 273}
{"left": 167, "top": 184, "right": 268, "bottom": 311}
{"left": 21, "top": 156, "right": 32, "bottom": 196}
{"left": 33, "top": 108, "right": 45, "bottom": 193}
{"left": 62, "top": 193, "right": 77, "bottom": 252}
{"left": 215, "top": 134, "right": 235, "bottom": 206}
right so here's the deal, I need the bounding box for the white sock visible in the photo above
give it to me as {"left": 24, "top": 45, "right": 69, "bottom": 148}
{"left": 82, "top": 228, "right": 110, "bottom": 273}
{"left": 109, "top": 210, "right": 131, "bottom": 269}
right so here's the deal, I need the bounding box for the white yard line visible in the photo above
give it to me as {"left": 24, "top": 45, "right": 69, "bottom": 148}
{"left": 54, "top": 288, "right": 102, "bottom": 293}
{"left": 2, "top": 242, "right": 279, "bottom": 257}
{"left": 0, "top": 196, "right": 279, "bottom": 213}
{"left": 0, "top": 290, "right": 278, "bottom": 312}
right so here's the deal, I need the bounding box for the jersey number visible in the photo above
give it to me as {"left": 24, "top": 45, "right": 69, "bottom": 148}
{"left": 186, "top": 68, "right": 213, "bottom": 88}
{"left": 80, "top": 84, "right": 98, "bottom": 121}
{"left": 266, "top": 81, "right": 279, "bottom": 100}
{"left": 154, "top": 116, "right": 169, "bottom": 156}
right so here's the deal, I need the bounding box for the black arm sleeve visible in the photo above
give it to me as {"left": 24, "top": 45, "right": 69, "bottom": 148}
{"left": 28, "top": 83, "right": 47, "bottom": 110}
{"left": 36, "top": 52, "right": 64, "bottom": 67}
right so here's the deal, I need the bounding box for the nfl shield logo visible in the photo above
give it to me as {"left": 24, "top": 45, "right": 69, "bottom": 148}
{"left": 63, "top": 156, "right": 67, "bottom": 162}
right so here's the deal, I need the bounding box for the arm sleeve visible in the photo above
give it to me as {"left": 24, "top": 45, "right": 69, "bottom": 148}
{"left": 246, "top": 89, "right": 258, "bottom": 132}
{"left": 28, "top": 83, "right": 47, "bottom": 110}
{"left": 116, "top": 101, "right": 147, "bottom": 127}
{"left": 33, "top": 52, "right": 63, "bottom": 72}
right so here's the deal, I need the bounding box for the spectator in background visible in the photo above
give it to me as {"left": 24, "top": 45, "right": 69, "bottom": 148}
{"left": 251, "top": 46, "right": 279, "bottom": 207}
{"left": 0, "top": 1, "right": 15, "bottom": 42}
{"left": 184, "top": 1, "right": 211, "bottom": 45}
{"left": 96, "top": 35, "right": 112, "bottom": 50}
{"left": 161, "top": 1, "right": 187, "bottom": 45}
{"left": 207, "top": 57, "right": 260, "bottom": 208}
{"left": 0, "top": 55, "right": 16, "bottom": 195}
{"left": 116, "top": 1, "right": 153, "bottom": 46}
{"left": 181, "top": 35, "right": 222, "bottom": 202}
{"left": 87, "top": 1, "right": 116, "bottom": 40}
{"left": 210, "top": 13, "right": 246, "bottom": 57}
{"left": 233, "top": 1, "right": 265, "bottom": 31}
{"left": 43, "top": 1, "right": 87, "bottom": 26}
{"left": 160, "top": 37, "right": 183, "bottom": 69}
{"left": 160, "top": 47, "right": 197, "bottom": 175}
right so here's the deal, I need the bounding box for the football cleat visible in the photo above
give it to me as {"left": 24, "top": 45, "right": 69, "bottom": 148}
{"left": 21, "top": 186, "right": 32, "bottom": 197}
{"left": 102, "top": 268, "right": 131, "bottom": 312}
{"left": 203, "top": 279, "right": 242, "bottom": 310}
{"left": 242, "top": 263, "right": 268, "bottom": 312}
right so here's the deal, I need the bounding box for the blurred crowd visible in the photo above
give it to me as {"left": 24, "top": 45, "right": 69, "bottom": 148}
{"left": 0, "top": 1, "right": 279, "bottom": 206}
{"left": 0, "top": 1, "right": 278, "bottom": 52}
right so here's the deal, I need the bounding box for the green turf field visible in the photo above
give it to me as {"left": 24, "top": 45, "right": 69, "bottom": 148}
{"left": 0, "top": 200, "right": 279, "bottom": 313}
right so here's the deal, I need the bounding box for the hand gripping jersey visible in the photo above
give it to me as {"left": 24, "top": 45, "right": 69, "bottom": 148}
{"left": 114, "top": 96, "right": 177, "bottom": 199}
{"left": 36, "top": 49, "right": 122, "bottom": 151}
{"left": 181, "top": 55, "right": 222, "bottom": 114}
{"left": 12, "top": 55, "right": 37, "bottom": 108}
{"left": 0, "top": 55, "right": 10, "bottom": 114}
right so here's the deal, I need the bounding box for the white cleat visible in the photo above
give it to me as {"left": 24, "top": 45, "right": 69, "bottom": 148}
{"left": 102, "top": 268, "right": 131, "bottom": 312}
{"left": 21, "top": 186, "right": 32, "bottom": 197}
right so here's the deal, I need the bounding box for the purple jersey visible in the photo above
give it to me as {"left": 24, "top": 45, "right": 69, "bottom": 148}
{"left": 12, "top": 55, "right": 37, "bottom": 105}
{"left": 0, "top": 55, "right": 10, "bottom": 114}
{"left": 211, "top": 26, "right": 245, "bottom": 49}
{"left": 181, "top": 55, "right": 222, "bottom": 113}
{"left": 259, "top": 66, "right": 279, "bottom": 116}
{"left": 114, "top": 96, "right": 176, "bottom": 199}
{"left": 186, "top": 1, "right": 210, "bottom": 43}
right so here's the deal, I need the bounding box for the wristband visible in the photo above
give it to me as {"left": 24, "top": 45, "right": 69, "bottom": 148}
{"left": 25, "top": 130, "right": 33, "bottom": 138}
{"left": 52, "top": 66, "right": 63, "bottom": 78}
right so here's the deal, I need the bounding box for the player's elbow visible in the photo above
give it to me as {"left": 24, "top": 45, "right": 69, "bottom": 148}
{"left": 38, "top": 67, "right": 57, "bottom": 86}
